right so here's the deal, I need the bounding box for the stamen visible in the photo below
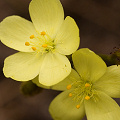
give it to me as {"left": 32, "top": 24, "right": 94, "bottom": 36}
{"left": 30, "top": 35, "right": 34, "bottom": 39}
{"left": 69, "top": 93, "right": 72, "bottom": 97}
{"left": 41, "top": 31, "right": 46, "bottom": 35}
{"left": 67, "top": 84, "right": 72, "bottom": 90}
{"left": 85, "top": 95, "right": 90, "bottom": 100}
{"left": 85, "top": 83, "right": 90, "bottom": 87}
{"left": 42, "top": 44, "right": 48, "bottom": 48}
{"left": 76, "top": 104, "right": 80, "bottom": 109}
{"left": 25, "top": 42, "right": 30, "bottom": 46}
{"left": 32, "top": 47, "right": 36, "bottom": 51}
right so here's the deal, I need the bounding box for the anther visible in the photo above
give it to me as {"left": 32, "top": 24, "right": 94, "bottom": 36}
{"left": 30, "top": 35, "right": 34, "bottom": 39}
{"left": 69, "top": 93, "right": 72, "bottom": 97}
{"left": 85, "top": 95, "right": 90, "bottom": 100}
{"left": 32, "top": 47, "right": 36, "bottom": 51}
{"left": 41, "top": 31, "right": 46, "bottom": 35}
{"left": 85, "top": 83, "right": 90, "bottom": 87}
{"left": 42, "top": 44, "right": 48, "bottom": 48}
{"left": 25, "top": 42, "right": 30, "bottom": 46}
{"left": 76, "top": 105, "right": 80, "bottom": 109}
{"left": 66, "top": 84, "right": 72, "bottom": 90}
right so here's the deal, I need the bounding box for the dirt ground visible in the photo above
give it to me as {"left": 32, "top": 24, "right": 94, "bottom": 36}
{"left": 0, "top": 0, "right": 120, "bottom": 120}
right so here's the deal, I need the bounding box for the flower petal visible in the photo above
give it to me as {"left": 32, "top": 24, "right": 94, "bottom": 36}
{"left": 3, "top": 52, "right": 44, "bottom": 81}
{"left": 49, "top": 90, "right": 85, "bottom": 120}
{"left": 39, "top": 52, "right": 71, "bottom": 86}
{"left": 29, "top": 0, "right": 64, "bottom": 38}
{"left": 32, "top": 76, "right": 51, "bottom": 89}
{"left": 94, "top": 65, "right": 120, "bottom": 98}
{"left": 55, "top": 16, "right": 80, "bottom": 55}
{"left": 51, "top": 69, "right": 81, "bottom": 91}
{"left": 84, "top": 91, "right": 120, "bottom": 120}
{"left": 72, "top": 48, "right": 107, "bottom": 82}
{"left": 32, "top": 69, "right": 80, "bottom": 90}
{"left": 0, "top": 16, "right": 36, "bottom": 52}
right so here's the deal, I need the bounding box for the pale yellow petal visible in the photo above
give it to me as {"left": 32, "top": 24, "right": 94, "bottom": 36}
{"left": 32, "top": 76, "right": 51, "bottom": 89}
{"left": 39, "top": 52, "right": 71, "bottom": 86}
{"left": 85, "top": 91, "right": 120, "bottom": 120}
{"left": 72, "top": 48, "right": 107, "bottom": 82}
{"left": 55, "top": 16, "right": 80, "bottom": 55}
{"left": 51, "top": 69, "right": 81, "bottom": 91}
{"left": 95, "top": 65, "right": 120, "bottom": 98}
{"left": 3, "top": 52, "right": 45, "bottom": 81}
{"left": 29, "top": 0, "right": 64, "bottom": 38}
{"left": 0, "top": 16, "right": 36, "bottom": 52}
{"left": 49, "top": 90, "right": 85, "bottom": 120}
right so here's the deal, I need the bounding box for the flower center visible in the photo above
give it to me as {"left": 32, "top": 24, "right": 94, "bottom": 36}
{"left": 66, "top": 81, "right": 94, "bottom": 109}
{"left": 25, "top": 31, "right": 55, "bottom": 54}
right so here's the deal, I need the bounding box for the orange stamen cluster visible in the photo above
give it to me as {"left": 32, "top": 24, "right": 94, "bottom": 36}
{"left": 76, "top": 105, "right": 80, "bottom": 109}
{"left": 25, "top": 32, "right": 55, "bottom": 53}
{"left": 41, "top": 31, "right": 46, "bottom": 35}
{"left": 25, "top": 42, "right": 30, "bottom": 46}
{"left": 67, "top": 84, "right": 72, "bottom": 90}
{"left": 30, "top": 35, "right": 34, "bottom": 39}
{"left": 85, "top": 83, "right": 90, "bottom": 87}
{"left": 69, "top": 93, "right": 72, "bottom": 97}
{"left": 85, "top": 95, "right": 90, "bottom": 100}
{"left": 32, "top": 47, "right": 36, "bottom": 51}
{"left": 42, "top": 44, "right": 48, "bottom": 48}
{"left": 67, "top": 82, "right": 92, "bottom": 109}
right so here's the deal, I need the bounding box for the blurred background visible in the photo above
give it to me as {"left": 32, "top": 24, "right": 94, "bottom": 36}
{"left": 0, "top": 0, "right": 120, "bottom": 120}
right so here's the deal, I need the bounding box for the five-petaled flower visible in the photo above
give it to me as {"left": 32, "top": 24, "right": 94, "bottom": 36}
{"left": 0, "top": 0, "right": 80, "bottom": 86}
{"left": 49, "top": 48, "right": 120, "bottom": 120}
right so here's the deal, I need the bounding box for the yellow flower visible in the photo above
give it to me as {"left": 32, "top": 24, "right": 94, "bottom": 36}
{"left": 0, "top": 0, "right": 80, "bottom": 86}
{"left": 49, "top": 48, "right": 120, "bottom": 120}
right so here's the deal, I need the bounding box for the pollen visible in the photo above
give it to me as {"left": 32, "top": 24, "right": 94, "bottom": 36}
{"left": 69, "top": 93, "right": 72, "bottom": 97}
{"left": 42, "top": 44, "right": 48, "bottom": 48}
{"left": 67, "top": 84, "right": 72, "bottom": 90}
{"left": 85, "top": 83, "right": 90, "bottom": 87}
{"left": 25, "top": 42, "right": 30, "bottom": 46}
{"left": 41, "top": 31, "right": 46, "bottom": 35}
{"left": 30, "top": 35, "right": 34, "bottom": 39}
{"left": 85, "top": 95, "right": 90, "bottom": 100}
{"left": 32, "top": 47, "right": 36, "bottom": 51}
{"left": 76, "top": 104, "right": 80, "bottom": 109}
